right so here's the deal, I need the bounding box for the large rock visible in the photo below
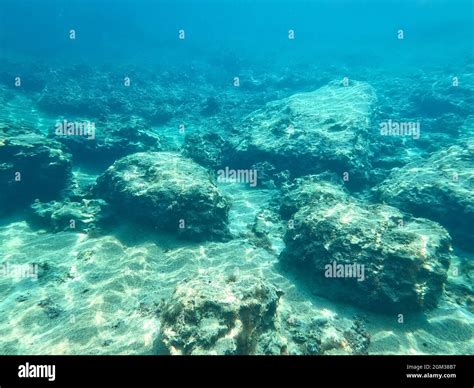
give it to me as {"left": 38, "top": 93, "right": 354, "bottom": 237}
{"left": 160, "top": 274, "right": 283, "bottom": 355}
{"left": 280, "top": 176, "right": 452, "bottom": 312}
{"left": 0, "top": 122, "right": 72, "bottom": 215}
{"left": 27, "top": 199, "right": 112, "bottom": 233}
{"left": 373, "top": 141, "right": 474, "bottom": 251}
{"left": 279, "top": 173, "right": 347, "bottom": 219}
{"left": 182, "top": 131, "right": 228, "bottom": 170}
{"left": 94, "top": 152, "right": 230, "bottom": 240}
{"left": 230, "top": 80, "right": 377, "bottom": 186}
{"left": 159, "top": 273, "right": 370, "bottom": 355}
{"left": 49, "top": 115, "right": 164, "bottom": 167}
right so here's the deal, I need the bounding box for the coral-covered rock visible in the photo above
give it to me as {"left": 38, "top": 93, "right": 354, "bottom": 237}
{"left": 373, "top": 141, "right": 474, "bottom": 251}
{"left": 94, "top": 152, "right": 230, "bottom": 240}
{"left": 230, "top": 80, "right": 377, "bottom": 187}
{"left": 0, "top": 122, "right": 72, "bottom": 215}
{"left": 280, "top": 177, "right": 452, "bottom": 312}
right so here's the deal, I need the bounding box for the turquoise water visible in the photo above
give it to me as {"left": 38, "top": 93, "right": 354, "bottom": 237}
{"left": 0, "top": 0, "right": 473, "bottom": 355}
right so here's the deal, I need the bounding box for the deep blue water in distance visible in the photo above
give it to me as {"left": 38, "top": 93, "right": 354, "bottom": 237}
{"left": 1, "top": 0, "right": 472, "bottom": 65}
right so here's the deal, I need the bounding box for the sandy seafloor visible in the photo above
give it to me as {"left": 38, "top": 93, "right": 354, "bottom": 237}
{"left": 0, "top": 183, "right": 472, "bottom": 355}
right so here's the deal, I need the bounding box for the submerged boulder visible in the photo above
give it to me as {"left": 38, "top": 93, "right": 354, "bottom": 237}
{"left": 94, "top": 152, "right": 230, "bottom": 240}
{"left": 230, "top": 80, "right": 377, "bottom": 187}
{"left": 159, "top": 271, "right": 370, "bottom": 355}
{"left": 0, "top": 122, "right": 72, "bottom": 215}
{"left": 182, "top": 131, "right": 228, "bottom": 170}
{"left": 373, "top": 142, "right": 474, "bottom": 251}
{"left": 49, "top": 115, "right": 164, "bottom": 167}
{"left": 160, "top": 274, "right": 283, "bottom": 355}
{"left": 280, "top": 176, "right": 452, "bottom": 312}
{"left": 279, "top": 173, "right": 347, "bottom": 219}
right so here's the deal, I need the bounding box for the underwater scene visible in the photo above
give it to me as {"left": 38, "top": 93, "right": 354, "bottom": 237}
{"left": 0, "top": 0, "right": 472, "bottom": 356}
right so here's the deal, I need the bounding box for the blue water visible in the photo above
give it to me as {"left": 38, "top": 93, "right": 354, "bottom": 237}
{"left": 0, "top": 0, "right": 472, "bottom": 355}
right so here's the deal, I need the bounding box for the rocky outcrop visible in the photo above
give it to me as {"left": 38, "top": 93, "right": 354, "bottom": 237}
{"left": 0, "top": 122, "right": 72, "bottom": 215}
{"left": 27, "top": 199, "right": 112, "bottom": 233}
{"left": 250, "top": 161, "right": 290, "bottom": 189}
{"left": 159, "top": 272, "right": 370, "bottom": 355}
{"left": 94, "top": 152, "right": 230, "bottom": 240}
{"left": 280, "top": 175, "right": 452, "bottom": 312}
{"left": 373, "top": 141, "right": 474, "bottom": 251}
{"left": 229, "top": 80, "right": 377, "bottom": 187}
{"left": 247, "top": 208, "right": 286, "bottom": 254}
{"left": 182, "top": 131, "right": 228, "bottom": 170}
{"left": 36, "top": 66, "right": 175, "bottom": 124}
{"left": 160, "top": 274, "right": 283, "bottom": 355}
{"left": 409, "top": 86, "right": 472, "bottom": 119}
{"left": 49, "top": 115, "right": 164, "bottom": 167}
{"left": 279, "top": 173, "right": 347, "bottom": 219}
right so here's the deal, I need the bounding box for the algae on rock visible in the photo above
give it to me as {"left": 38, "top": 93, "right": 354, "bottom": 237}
{"left": 280, "top": 175, "right": 452, "bottom": 312}
{"left": 94, "top": 152, "right": 230, "bottom": 240}
{"left": 373, "top": 141, "right": 474, "bottom": 251}
{"left": 159, "top": 272, "right": 371, "bottom": 355}
{"left": 160, "top": 274, "right": 283, "bottom": 355}
{"left": 230, "top": 80, "right": 377, "bottom": 187}
{"left": 0, "top": 122, "right": 72, "bottom": 215}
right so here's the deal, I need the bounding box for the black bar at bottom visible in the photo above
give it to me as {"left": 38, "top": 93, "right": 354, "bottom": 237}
{"left": 0, "top": 355, "right": 472, "bottom": 386}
